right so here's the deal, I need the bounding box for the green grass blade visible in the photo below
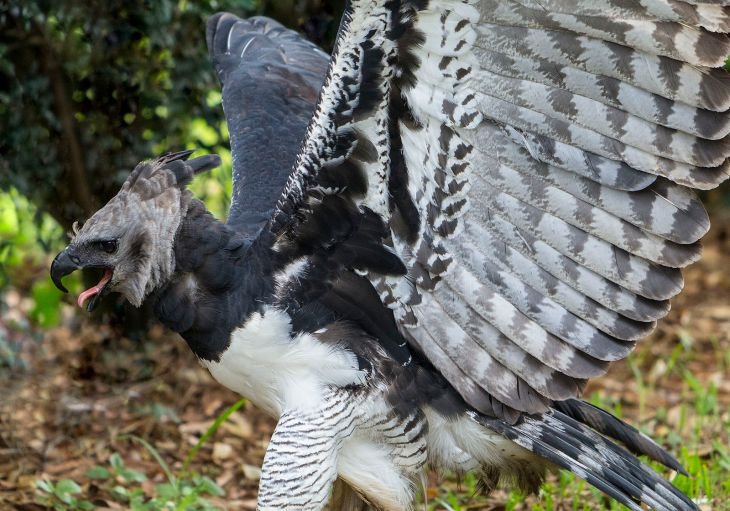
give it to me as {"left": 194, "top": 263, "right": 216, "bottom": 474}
{"left": 119, "top": 434, "right": 177, "bottom": 490}
{"left": 179, "top": 398, "right": 246, "bottom": 479}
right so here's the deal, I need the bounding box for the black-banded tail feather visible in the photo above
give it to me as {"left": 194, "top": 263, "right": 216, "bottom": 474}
{"left": 476, "top": 409, "right": 698, "bottom": 511}
{"left": 554, "top": 399, "right": 686, "bottom": 475}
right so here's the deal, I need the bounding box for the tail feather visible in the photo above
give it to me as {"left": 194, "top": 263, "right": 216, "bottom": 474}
{"left": 474, "top": 409, "right": 697, "bottom": 511}
{"left": 554, "top": 399, "right": 686, "bottom": 475}
{"left": 546, "top": 411, "right": 690, "bottom": 510}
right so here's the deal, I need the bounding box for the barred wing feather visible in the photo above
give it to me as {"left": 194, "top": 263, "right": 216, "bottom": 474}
{"left": 269, "top": 0, "right": 730, "bottom": 419}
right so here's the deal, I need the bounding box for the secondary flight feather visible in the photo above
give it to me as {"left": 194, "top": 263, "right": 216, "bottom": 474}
{"left": 51, "top": 1, "right": 730, "bottom": 510}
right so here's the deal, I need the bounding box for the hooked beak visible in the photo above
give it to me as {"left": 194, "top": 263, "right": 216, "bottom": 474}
{"left": 50, "top": 249, "right": 115, "bottom": 312}
{"left": 50, "top": 249, "right": 78, "bottom": 294}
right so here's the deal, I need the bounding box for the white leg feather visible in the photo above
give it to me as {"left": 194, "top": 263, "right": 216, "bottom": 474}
{"left": 256, "top": 392, "right": 358, "bottom": 511}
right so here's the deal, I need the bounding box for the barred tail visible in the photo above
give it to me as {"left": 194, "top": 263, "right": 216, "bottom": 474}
{"left": 554, "top": 399, "right": 686, "bottom": 475}
{"left": 476, "top": 406, "right": 697, "bottom": 511}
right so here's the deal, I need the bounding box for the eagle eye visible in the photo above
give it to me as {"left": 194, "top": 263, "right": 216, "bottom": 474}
{"left": 96, "top": 239, "right": 118, "bottom": 254}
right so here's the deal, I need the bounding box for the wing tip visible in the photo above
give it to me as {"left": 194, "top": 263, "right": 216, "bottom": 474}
{"left": 206, "top": 12, "right": 237, "bottom": 60}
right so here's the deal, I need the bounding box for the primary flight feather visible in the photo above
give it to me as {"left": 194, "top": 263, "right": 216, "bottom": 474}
{"left": 51, "top": 1, "right": 730, "bottom": 510}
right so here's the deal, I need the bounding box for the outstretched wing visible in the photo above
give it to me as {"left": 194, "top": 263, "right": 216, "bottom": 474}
{"left": 266, "top": 0, "right": 730, "bottom": 419}
{"left": 206, "top": 14, "right": 329, "bottom": 236}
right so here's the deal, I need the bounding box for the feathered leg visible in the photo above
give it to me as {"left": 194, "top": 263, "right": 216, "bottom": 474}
{"left": 256, "top": 395, "right": 358, "bottom": 511}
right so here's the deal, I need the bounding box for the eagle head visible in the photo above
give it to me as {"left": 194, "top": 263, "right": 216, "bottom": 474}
{"left": 50, "top": 150, "right": 221, "bottom": 311}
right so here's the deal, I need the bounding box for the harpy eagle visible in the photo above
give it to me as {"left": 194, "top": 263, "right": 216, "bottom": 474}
{"left": 51, "top": 1, "right": 730, "bottom": 509}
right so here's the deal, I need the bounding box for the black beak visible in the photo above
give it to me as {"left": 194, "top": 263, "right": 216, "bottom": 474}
{"left": 50, "top": 249, "right": 79, "bottom": 293}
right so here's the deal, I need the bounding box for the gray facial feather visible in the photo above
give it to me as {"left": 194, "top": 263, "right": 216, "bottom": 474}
{"left": 70, "top": 159, "right": 189, "bottom": 307}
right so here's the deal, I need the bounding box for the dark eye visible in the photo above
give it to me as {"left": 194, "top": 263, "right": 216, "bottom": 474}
{"left": 96, "top": 239, "right": 118, "bottom": 254}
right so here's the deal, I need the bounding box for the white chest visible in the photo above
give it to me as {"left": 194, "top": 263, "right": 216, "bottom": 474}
{"left": 201, "top": 306, "right": 365, "bottom": 418}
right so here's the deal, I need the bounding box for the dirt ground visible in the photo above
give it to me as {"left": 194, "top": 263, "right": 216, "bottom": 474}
{"left": 1, "top": 215, "right": 730, "bottom": 510}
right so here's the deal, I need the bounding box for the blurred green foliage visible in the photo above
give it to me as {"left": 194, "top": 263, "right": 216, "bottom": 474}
{"left": 0, "top": 0, "right": 341, "bottom": 233}
{"left": 0, "top": 0, "right": 259, "bottom": 231}
{"left": 0, "top": 187, "right": 70, "bottom": 327}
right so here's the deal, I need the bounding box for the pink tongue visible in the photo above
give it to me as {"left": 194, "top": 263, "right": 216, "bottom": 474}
{"left": 77, "top": 269, "right": 113, "bottom": 308}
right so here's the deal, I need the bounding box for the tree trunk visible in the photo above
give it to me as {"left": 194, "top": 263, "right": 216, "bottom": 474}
{"left": 33, "top": 21, "right": 95, "bottom": 225}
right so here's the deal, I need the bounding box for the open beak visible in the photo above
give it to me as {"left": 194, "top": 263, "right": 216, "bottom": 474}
{"left": 50, "top": 250, "right": 77, "bottom": 294}
{"left": 50, "top": 249, "right": 114, "bottom": 312}
{"left": 77, "top": 268, "right": 113, "bottom": 311}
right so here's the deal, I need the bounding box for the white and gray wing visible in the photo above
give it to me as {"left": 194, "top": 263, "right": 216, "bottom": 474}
{"left": 267, "top": 0, "right": 730, "bottom": 417}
